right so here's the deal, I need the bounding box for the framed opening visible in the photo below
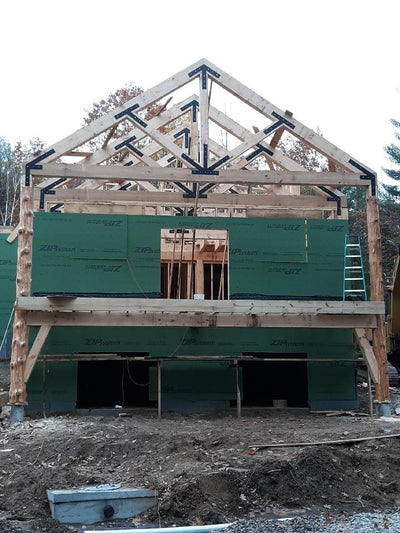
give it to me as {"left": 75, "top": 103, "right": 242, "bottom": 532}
{"left": 160, "top": 228, "right": 229, "bottom": 299}
{"left": 240, "top": 353, "right": 308, "bottom": 407}
{"left": 76, "top": 359, "right": 156, "bottom": 408}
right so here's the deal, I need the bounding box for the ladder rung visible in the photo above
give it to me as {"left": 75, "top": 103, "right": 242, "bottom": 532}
{"left": 346, "top": 244, "right": 359, "bottom": 247}
{"left": 345, "top": 278, "right": 364, "bottom": 281}
{"left": 345, "top": 266, "right": 362, "bottom": 269}
{"left": 346, "top": 255, "right": 361, "bottom": 258}
{"left": 344, "top": 289, "right": 366, "bottom": 293}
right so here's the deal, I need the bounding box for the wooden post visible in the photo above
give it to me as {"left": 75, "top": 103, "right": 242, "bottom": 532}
{"left": 177, "top": 231, "right": 185, "bottom": 299}
{"left": 366, "top": 193, "right": 390, "bottom": 415}
{"left": 211, "top": 263, "right": 214, "bottom": 300}
{"left": 367, "top": 369, "right": 374, "bottom": 418}
{"left": 218, "top": 237, "right": 228, "bottom": 300}
{"left": 167, "top": 229, "right": 177, "bottom": 299}
{"left": 157, "top": 360, "right": 162, "bottom": 419}
{"left": 235, "top": 360, "right": 241, "bottom": 418}
{"left": 189, "top": 230, "right": 196, "bottom": 299}
{"left": 199, "top": 76, "right": 209, "bottom": 167}
{"left": 9, "top": 186, "right": 34, "bottom": 417}
{"left": 195, "top": 259, "right": 204, "bottom": 296}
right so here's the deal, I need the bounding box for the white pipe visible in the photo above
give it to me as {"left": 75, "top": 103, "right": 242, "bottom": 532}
{"left": 83, "top": 523, "right": 233, "bottom": 533}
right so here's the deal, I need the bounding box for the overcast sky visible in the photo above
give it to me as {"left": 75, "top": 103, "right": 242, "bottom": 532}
{"left": 1, "top": 0, "right": 399, "bottom": 183}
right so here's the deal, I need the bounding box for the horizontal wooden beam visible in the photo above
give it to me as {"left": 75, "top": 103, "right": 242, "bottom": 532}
{"left": 17, "top": 297, "right": 384, "bottom": 315}
{"left": 33, "top": 164, "right": 368, "bottom": 187}
{"left": 24, "top": 310, "right": 377, "bottom": 329}
{"left": 35, "top": 354, "right": 365, "bottom": 363}
{"left": 38, "top": 188, "right": 343, "bottom": 209}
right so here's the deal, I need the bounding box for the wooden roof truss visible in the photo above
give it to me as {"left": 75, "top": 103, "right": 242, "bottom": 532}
{"left": 25, "top": 59, "right": 376, "bottom": 219}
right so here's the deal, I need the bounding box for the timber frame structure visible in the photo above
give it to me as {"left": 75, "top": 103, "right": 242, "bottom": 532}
{"left": 9, "top": 58, "right": 389, "bottom": 417}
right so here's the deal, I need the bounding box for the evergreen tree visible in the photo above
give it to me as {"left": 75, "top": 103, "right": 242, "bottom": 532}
{"left": 383, "top": 118, "right": 400, "bottom": 198}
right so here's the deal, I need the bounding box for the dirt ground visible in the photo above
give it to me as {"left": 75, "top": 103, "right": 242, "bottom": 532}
{"left": 2, "top": 371, "right": 400, "bottom": 532}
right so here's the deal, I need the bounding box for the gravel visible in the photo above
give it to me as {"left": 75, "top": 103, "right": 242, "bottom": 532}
{"left": 225, "top": 511, "right": 400, "bottom": 532}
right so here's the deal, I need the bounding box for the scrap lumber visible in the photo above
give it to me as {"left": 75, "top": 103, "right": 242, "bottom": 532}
{"left": 249, "top": 432, "right": 400, "bottom": 450}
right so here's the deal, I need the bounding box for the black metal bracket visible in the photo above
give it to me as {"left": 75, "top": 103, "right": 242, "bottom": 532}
{"left": 174, "top": 128, "right": 190, "bottom": 149}
{"left": 245, "top": 143, "right": 274, "bottom": 162}
{"left": 50, "top": 204, "right": 63, "bottom": 212}
{"left": 207, "top": 154, "right": 231, "bottom": 172}
{"left": 318, "top": 186, "right": 342, "bottom": 215}
{"left": 174, "top": 182, "right": 208, "bottom": 199}
{"left": 263, "top": 112, "right": 295, "bottom": 137}
{"left": 119, "top": 182, "right": 132, "bottom": 190}
{"left": 348, "top": 159, "right": 377, "bottom": 196}
{"left": 25, "top": 149, "right": 55, "bottom": 186}
{"left": 174, "top": 207, "right": 194, "bottom": 216}
{"left": 115, "top": 136, "right": 144, "bottom": 158}
{"left": 271, "top": 111, "right": 296, "bottom": 129}
{"left": 114, "top": 104, "right": 147, "bottom": 128}
{"left": 188, "top": 64, "right": 221, "bottom": 90}
{"left": 180, "top": 100, "right": 199, "bottom": 122}
{"left": 39, "top": 178, "right": 67, "bottom": 211}
{"left": 198, "top": 183, "right": 216, "bottom": 196}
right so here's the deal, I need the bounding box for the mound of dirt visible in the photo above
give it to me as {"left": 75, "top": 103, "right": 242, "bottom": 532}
{"left": 1, "top": 407, "right": 400, "bottom": 532}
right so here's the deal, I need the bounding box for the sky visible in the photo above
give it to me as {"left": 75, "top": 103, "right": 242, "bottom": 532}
{"left": 1, "top": 0, "right": 399, "bottom": 183}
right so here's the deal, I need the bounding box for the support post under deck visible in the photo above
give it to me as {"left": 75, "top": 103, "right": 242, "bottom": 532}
{"left": 9, "top": 186, "right": 34, "bottom": 421}
{"left": 366, "top": 193, "right": 390, "bottom": 416}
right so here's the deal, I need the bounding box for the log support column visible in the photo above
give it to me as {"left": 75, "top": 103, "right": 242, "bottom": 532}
{"left": 366, "top": 192, "right": 390, "bottom": 416}
{"left": 9, "top": 186, "right": 34, "bottom": 423}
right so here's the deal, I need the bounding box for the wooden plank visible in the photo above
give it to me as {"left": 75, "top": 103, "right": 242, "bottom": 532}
{"left": 250, "top": 432, "right": 400, "bottom": 449}
{"left": 45, "top": 188, "right": 338, "bottom": 209}
{"left": 6, "top": 225, "right": 19, "bottom": 243}
{"left": 24, "top": 310, "right": 377, "bottom": 329}
{"left": 16, "top": 297, "right": 385, "bottom": 315}
{"left": 354, "top": 328, "right": 380, "bottom": 384}
{"left": 63, "top": 203, "right": 145, "bottom": 215}
{"left": 23, "top": 325, "right": 51, "bottom": 383}
{"left": 246, "top": 209, "right": 326, "bottom": 219}
{"left": 33, "top": 164, "right": 367, "bottom": 187}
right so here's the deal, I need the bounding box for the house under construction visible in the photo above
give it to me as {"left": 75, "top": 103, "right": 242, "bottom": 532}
{"left": 1, "top": 59, "right": 389, "bottom": 420}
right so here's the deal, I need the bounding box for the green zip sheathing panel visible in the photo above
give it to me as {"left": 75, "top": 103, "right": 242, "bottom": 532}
{"left": 0, "top": 235, "right": 16, "bottom": 359}
{"left": 23, "top": 213, "right": 355, "bottom": 411}
{"left": 31, "top": 213, "right": 345, "bottom": 298}
{"left": 149, "top": 361, "right": 240, "bottom": 401}
{"left": 27, "top": 361, "right": 77, "bottom": 414}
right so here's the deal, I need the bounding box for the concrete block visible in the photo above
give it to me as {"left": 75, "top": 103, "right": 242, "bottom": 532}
{"left": 0, "top": 391, "right": 8, "bottom": 408}
{"left": 47, "top": 485, "right": 158, "bottom": 524}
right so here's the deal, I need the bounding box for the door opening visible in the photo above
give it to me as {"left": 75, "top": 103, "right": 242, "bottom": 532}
{"left": 76, "top": 359, "right": 156, "bottom": 408}
{"left": 240, "top": 353, "right": 308, "bottom": 407}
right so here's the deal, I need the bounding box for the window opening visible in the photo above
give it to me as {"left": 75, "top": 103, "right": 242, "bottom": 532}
{"left": 161, "top": 228, "right": 229, "bottom": 299}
